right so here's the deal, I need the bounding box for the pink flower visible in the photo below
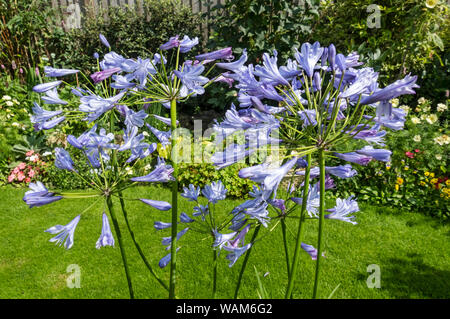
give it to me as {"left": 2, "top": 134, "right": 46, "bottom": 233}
{"left": 28, "top": 169, "right": 36, "bottom": 178}
{"left": 13, "top": 167, "right": 20, "bottom": 174}
{"left": 17, "top": 171, "right": 25, "bottom": 181}
{"left": 414, "top": 149, "right": 420, "bottom": 153}
{"left": 26, "top": 150, "right": 34, "bottom": 156}
{"left": 18, "top": 162, "right": 26, "bottom": 170}
{"left": 8, "top": 174, "right": 16, "bottom": 182}
{"left": 25, "top": 177, "right": 31, "bottom": 183}
{"left": 405, "top": 151, "right": 414, "bottom": 159}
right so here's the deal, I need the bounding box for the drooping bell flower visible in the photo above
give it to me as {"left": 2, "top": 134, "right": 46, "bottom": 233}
{"left": 45, "top": 215, "right": 81, "bottom": 249}
{"left": 32, "top": 80, "right": 63, "bottom": 93}
{"left": 23, "top": 181, "right": 63, "bottom": 208}
{"left": 90, "top": 67, "right": 121, "bottom": 84}
{"left": 96, "top": 213, "right": 115, "bottom": 249}
{"left": 202, "top": 180, "right": 228, "bottom": 204}
{"left": 44, "top": 66, "right": 79, "bottom": 77}
{"left": 54, "top": 147, "right": 76, "bottom": 171}
{"left": 99, "top": 34, "right": 111, "bottom": 48}
{"left": 195, "top": 47, "right": 233, "bottom": 61}
{"left": 160, "top": 35, "right": 180, "bottom": 50}
{"left": 139, "top": 198, "right": 172, "bottom": 211}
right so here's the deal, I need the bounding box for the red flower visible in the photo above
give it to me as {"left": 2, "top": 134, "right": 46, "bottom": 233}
{"left": 414, "top": 149, "right": 420, "bottom": 153}
{"left": 405, "top": 151, "right": 414, "bottom": 159}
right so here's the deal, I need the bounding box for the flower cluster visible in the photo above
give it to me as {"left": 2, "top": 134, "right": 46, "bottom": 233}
{"left": 8, "top": 150, "right": 48, "bottom": 185}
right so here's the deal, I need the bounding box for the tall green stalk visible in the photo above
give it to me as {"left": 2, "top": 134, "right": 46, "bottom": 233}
{"left": 312, "top": 149, "right": 326, "bottom": 299}
{"left": 106, "top": 196, "right": 134, "bottom": 299}
{"left": 233, "top": 224, "right": 261, "bottom": 299}
{"left": 285, "top": 153, "right": 312, "bottom": 298}
{"left": 168, "top": 98, "right": 179, "bottom": 299}
{"left": 212, "top": 249, "right": 218, "bottom": 299}
{"left": 118, "top": 194, "right": 169, "bottom": 292}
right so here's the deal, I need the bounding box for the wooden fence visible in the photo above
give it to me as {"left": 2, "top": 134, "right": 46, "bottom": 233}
{"left": 50, "top": 0, "right": 223, "bottom": 39}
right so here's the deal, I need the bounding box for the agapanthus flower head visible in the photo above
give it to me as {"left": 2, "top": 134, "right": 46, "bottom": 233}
{"left": 45, "top": 215, "right": 81, "bottom": 249}
{"left": 96, "top": 213, "right": 115, "bottom": 249}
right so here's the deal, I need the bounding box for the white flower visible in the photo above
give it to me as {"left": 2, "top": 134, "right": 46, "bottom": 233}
{"left": 2, "top": 95, "right": 11, "bottom": 101}
{"left": 422, "top": 106, "right": 431, "bottom": 113}
{"left": 5, "top": 101, "right": 13, "bottom": 107}
{"left": 390, "top": 98, "right": 399, "bottom": 107}
{"left": 418, "top": 97, "right": 427, "bottom": 104}
{"left": 425, "top": 114, "right": 438, "bottom": 124}
{"left": 437, "top": 103, "right": 447, "bottom": 112}
{"left": 435, "top": 154, "right": 442, "bottom": 160}
{"left": 144, "top": 164, "right": 152, "bottom": 171}
{"left": 399, "top": 105, "right": 410, "bottom": 114}
{"left": 426, "top": 0, "right": 438, "bottom": 9}
{"left": 434, "top": 135, "right": 450, "bottom": 146}
{"left": 125, "top": 166, "right": 134, "bottom": 175}
{"left": 12, "top": 99, "right": 19, "bottom": 105}
{"left": 142, "top": 131, "right": 149, "bottom": 137}
{"left": 411, "top": 117, "right": 421, "bottom": 124}
{"left": 42, "top": 151, "right": 52, "bottom": 157}
{"left": 11, "top": 122, "right": 20, "bottom": 127}
{"left": 413, "top": 135, "right": 421, "bottom": 142}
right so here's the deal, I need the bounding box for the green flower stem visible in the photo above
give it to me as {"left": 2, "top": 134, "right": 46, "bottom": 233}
{"left": 312, "top": 148, "right": 326, "bottom": 299}
{"left": 212, "top": 248, "right": 218, "bottom": 299}
{"left": 285, "top": 152, "right": 312, "bottom": 298}
{"left": 106, "top": 196, "right": 134, "bottom": 299}
{"left": 168, "top": 98, "right": 179, "bottom": 299}
{"left": 233, "top": 224, "right": 261, "bottom": 299}
{"left": 117, "top": 193, "right": 169, "bottom": 292}
{"left": 280, "top": 219, "right": 291, "bottom": 279}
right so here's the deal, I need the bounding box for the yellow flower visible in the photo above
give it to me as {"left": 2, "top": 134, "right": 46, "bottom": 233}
{"left": 446, "top": 180, "right": 450, "bottom": 186}
{"left": 396, "top": 177, "right": 404, "bottom": 185}
{"left": 430, "top": 172, "right": 435, "bottom": 178}
{"left": 157, "top": 143, "right": 169, "bottom": 159}
{"left": 395, "top": 184, "right": 400, "bottom": 191}
{"left": 386, "top": 165, "right": 391, "bottom": 170}
{"left": 424, "top": 171, "right": 430, "bottom": 176}
{"left": 404, "top": 166, "right": 409, "bottom": 171}
{"left": 430, "top": 178, "right": 438, "bottom": 184}
{"left": 419, "top": 181, "right": 426, "bottom": 186}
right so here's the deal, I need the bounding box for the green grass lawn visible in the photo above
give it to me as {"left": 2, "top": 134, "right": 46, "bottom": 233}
{"left": 0, "top": 185, "right": 449, "bottom": 299}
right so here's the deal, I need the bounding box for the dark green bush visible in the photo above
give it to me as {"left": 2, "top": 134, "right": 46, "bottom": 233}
{"left": 177, "top": 162, "right": 256, "bottom": 199}
{"left": 314, "top": 0, "right": 449, "bottom": 85}
{"left": 60, "top": 0, "right": 203, "bottom": 73}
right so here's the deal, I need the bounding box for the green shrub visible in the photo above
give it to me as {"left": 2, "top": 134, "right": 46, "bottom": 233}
{"left": 0, "top": 0, "right": 67, "bottom": 78}
{"left": 60, "top": 0, "right": 203, "bottom": 73}
{"left": 314, "top": 0, "right": 449, "bottom": 85}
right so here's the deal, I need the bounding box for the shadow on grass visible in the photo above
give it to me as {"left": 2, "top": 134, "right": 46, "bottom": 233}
{"left": 367, "top": 253, "right": 450, "bottom": 299}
